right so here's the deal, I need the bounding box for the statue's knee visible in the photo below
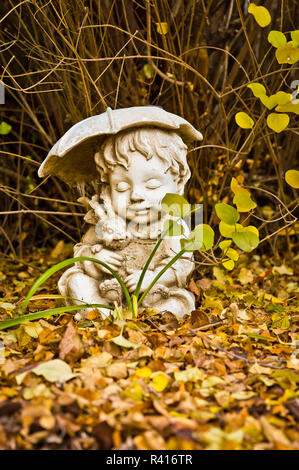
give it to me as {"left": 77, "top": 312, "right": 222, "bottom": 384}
{"left": 68, "top": 273, "right": 96, "bottom": 295}
{"left": 67, "top": 275, "right": 81, "bottom": 294}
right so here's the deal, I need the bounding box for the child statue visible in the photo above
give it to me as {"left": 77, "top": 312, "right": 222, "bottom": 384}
{"left": 38, "top": 106, "right": 203, "bottom": 319}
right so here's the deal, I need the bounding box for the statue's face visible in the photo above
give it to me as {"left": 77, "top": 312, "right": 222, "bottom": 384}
{"left": 109, "top": 152, "right": 177, "bottom": 225}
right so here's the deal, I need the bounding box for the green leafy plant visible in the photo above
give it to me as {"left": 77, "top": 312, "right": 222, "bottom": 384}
{"left": 0, "top": 194, "right": 204, "bottom": 335}
{"left": 213, "top": 177, "right": 259, "bottom": 270}
{"left": 0, "top": 121, "right": 12, "bottom": 135}
{"left": 0, "top": 186, "right": 264, "bottom": 333}
{"left": 236, "top": 4, "right": 299, "bottom": 134}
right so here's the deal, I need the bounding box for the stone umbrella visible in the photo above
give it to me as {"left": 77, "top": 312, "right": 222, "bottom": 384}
{"left": 38, "top": 106, "right": 203, "bottom": 185}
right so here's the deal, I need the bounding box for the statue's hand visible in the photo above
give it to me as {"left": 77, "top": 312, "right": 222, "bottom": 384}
{"left": 125, "top": 270, "right": 156, "bottom": 293}
{"left": 92, "top": 248, "right": 123, "bottom": 274}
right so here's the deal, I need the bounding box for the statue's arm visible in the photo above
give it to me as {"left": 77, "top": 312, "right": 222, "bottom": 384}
{"left": 154, "top": 253, "right": 194, "bottom": 288}
{"left": 153, "top": 232, "right": 195, "bottom": 288}
{"left": 73, "top": 226, "right": 104, "bottom": 280}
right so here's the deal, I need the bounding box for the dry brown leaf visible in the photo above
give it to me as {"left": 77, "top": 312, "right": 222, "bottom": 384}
{"left": 59, "top": 321, "right": 84, "bottom": 362}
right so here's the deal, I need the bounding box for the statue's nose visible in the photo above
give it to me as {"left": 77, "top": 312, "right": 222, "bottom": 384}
{"left": 130, "top": 189, "right": 145, "bottom": 202}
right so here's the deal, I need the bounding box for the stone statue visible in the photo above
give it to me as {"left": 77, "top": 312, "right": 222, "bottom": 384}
{"left": 38, "top": 106, "right": 203, "bottom": 319}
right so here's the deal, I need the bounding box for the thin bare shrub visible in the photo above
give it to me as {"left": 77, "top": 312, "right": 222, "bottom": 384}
{"left": 0, "top": 0, "right": 297, "bottom": 264}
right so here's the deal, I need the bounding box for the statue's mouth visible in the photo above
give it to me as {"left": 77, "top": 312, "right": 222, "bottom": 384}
{"left": 129, "top": 205, "right": 152, "bottom": 214}
{"left": 129, "top": 200, "right": 161, "bottom": 213}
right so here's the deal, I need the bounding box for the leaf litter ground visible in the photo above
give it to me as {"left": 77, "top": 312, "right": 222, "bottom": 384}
{"left": 0, "top": 246, "right": 298, "bottom": 450}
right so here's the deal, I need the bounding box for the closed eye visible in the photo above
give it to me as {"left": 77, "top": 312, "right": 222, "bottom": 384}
{"left": 115, "top": 181, "right": 130, "bottom": 192}
{"left": 145, "top": 179, "right": 162, "bottom": 189}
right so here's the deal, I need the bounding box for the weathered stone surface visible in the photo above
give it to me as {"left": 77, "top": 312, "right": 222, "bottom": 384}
{"left": 39, "top": 106, "right": 203, "bottom": 318}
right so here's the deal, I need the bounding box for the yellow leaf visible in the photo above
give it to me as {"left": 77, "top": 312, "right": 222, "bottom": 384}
{"left": 264, "top": 293, "right": 283, "bottom": 303}
{"left": 267, "top": 113, "right": 289, "bottom": 133}
{"left": 156, "top": 22, "right": 168, "bottom": 35}
{"left": 143, "top": 63, "right": 154, "bottom": 79}
{"left": 151, "top": 372, "right": 169, "bottom": 392}
{"left": 226, "top": 430, "right": 244, "bottom": 445}
{"left": 106, "top": 362, "right": 127, "bottom": 379}
{"left": 213, "top": 266, "right": 227, "bottom": 283}
{"left": 215, "top": 390, "right": 230, "bottom": 407}
{"left": 136, "top": 366, "right": 152, "bottom": 378}
{"left": 187, "top": 81, "right": 194, "bottom": 91}
{"left": 233, "top": 191, "right": 257, "bottom": 212}
{"left": 226, "top": 248, "right": 239, "bottom": 261}
{"left": 232, "top": 230, "right": 259, "bottom": 252}
{"left": 248, "top": 4, "right": 271, "bottom": 27}
{"left": 24, "top": 322, "right": 43, "bottom": 338}
{"left": 277, "top": 223, "right": 299, "bottom": 237}
{"left": 285, "top": 169, "right": 299, "bottom": 188}
{"left": 203, "top": 297, "right": 223, "bottom": 312}
{"left": 247, "top": 83, "right": 267, "bottom": 97}
{"left": 275, "top": 44, "right": 299, "bottom": 64}
{"left": 82, "top": 351, "right": 112, "bottom": 368}
{"left": 268, "top": 30, "right": 287, "bottom": 48}
{"left": 174, "top": 367, "right": 204, "bottom": 382}
{"left": 40, "top": 415, "right": 56, "bottom": 430}
{"left": 111, "top": 334, "right": 139, "bottom": 349}
{"left": 238, "top": 267, "right": 254, "bottom": 285}
{"left": 222, "top": 259, "right": 235, "bottom": 271}
{"left": 0, "top": 121, "right": 12, "bottom": 135}
{"left": 123, "top": 380, "right": 143, "bottom": 401}
{"left": 202, "top": 376, "right": 225, "bottom": 388}
{"left": 276, "top": 101, "right": 299, "bottom": 115}
{"left": 249, "top": 363, "right": 272, "bottom": 375}
{"left": 273, "top": 91, "right": 292, "bottom": 105}
{"left": 32, "top": 359, "right": 75, "bottom": 383}
{"left": 219, "top": 221, "right": 243, "bottom": 238}
{"left": 219, "top": 240, "right": 232, "bottom": 251}
{"left": 243, "top": 225, "right": 259, "bottom": 237}
{"left": 259, "top": 95, "right": 276, "bottom": 110}
{"left": 260, "top": 417, "right": 290, "bottom": 446}
{"left": 260, "top": 92, "right": 292, "bottom": 110}
{"left": 232, "top": 391, "right": 256, "bottom": 400}
{"left": 273, "top": 264, "right": 293, "bottom": 275}
{"left": 291, "top": 30, "right": 299, "bottom": 47}
{"left": 235, "top": 112, "right": 254, "bottom": 129}
{"left": 230, "top": 177, "right": 249, "bottom": 195}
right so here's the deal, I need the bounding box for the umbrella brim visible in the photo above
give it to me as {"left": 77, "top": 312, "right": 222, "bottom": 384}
{"left": 38, "top": 106, "right": 203, "bottom": 185}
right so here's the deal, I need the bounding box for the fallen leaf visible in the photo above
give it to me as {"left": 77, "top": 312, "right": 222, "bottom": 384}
{"left": 174, "top": 367, "right": 204, "bottom": 382}
{"left": 111, "top": 334, "right": 140, "bottom": 349}
{"left": 151, "top": 372, "right": 169, "bottom": 392}
{"left": 59, "top": 321, "right": 84, "bottom": 362}
{"left": 260, "top": 416, "right": 290, "bottom": 446}
{"left": 106, "top": 362, "right": 127, "bottom": 379}
{"left": 82, "top": 351, "right": 112, "bottom": 368}
{"left": 32, "top": 359, "right": 75, "bottom": 383}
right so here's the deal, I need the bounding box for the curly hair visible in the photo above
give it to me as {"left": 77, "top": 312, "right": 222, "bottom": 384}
{"left": 94, "top": 126, "right": 190, "bottom": 194}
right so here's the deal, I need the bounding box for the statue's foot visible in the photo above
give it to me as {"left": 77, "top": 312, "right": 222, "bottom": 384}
{"left": 142, "top": 286, "right": 195, "bottom": 319}
{"left": 99, "top": 278, "right": 122, "bottom": 303}
{"left": 59, "top": 271, "right": 114, "bottom": 321}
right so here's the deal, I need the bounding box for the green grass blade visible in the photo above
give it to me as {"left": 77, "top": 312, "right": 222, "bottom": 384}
{"left": 134, "top": 223, "right": 173, "bottom": 299}
{"left": 21, "top": 256, "right": 132, "bottom": 313}
{"left": 134, "top": 236, "right": 165, "bottom": 299}
{"left": 131, "top": 294, "right": 138, "bottom": 318}
{"left": 0, "top": 303, "right": 114, "bottom": 330}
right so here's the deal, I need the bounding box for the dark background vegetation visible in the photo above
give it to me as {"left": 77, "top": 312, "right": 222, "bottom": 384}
{"left": 0, "top": 0, "right": 298, "bottom": 264}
